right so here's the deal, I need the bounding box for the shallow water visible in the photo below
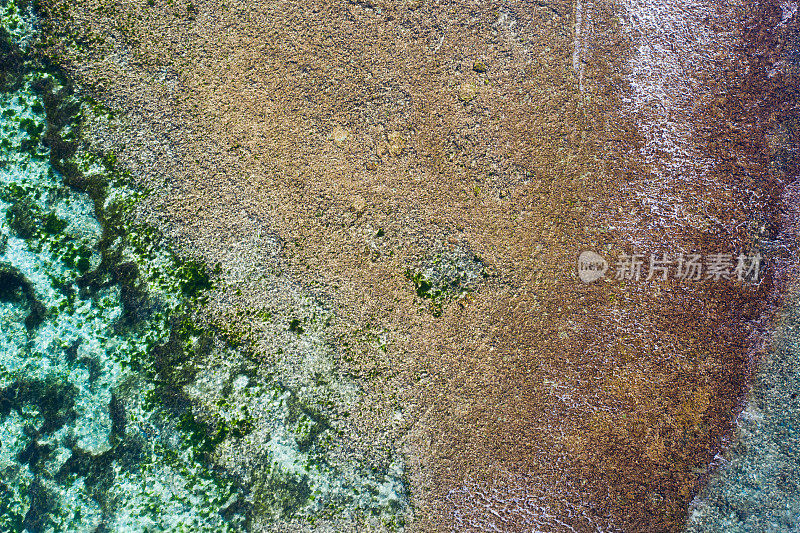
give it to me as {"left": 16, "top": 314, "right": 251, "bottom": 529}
{"left": 0, "top": 2, "right": 409, "bottom": 531}
{"left": 0, "top": 7, "right": 243, "bottom": 527}
{"left": 687, "top": 296, "right": 800, "bottom": 531}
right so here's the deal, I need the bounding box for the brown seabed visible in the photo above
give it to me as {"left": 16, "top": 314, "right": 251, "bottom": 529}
{"left": 34, "top": 0, "right": 800, "bottom": 530}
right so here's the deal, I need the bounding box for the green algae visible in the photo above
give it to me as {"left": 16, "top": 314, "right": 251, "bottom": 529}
{"left": 177, "top": 259, "right": 212, "bottom": 298}
{"left": 405, "top": 247, "right": 488, "bottom": 316}
{"left": 0, "top": 0, "right": 411, "bottom": 530}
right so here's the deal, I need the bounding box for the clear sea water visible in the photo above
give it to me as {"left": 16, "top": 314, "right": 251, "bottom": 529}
{"left": 0, "top": 2, "right": 408, "bottom": 531}
{"left": 0, "top": 5, "right": 244, "bottom": 528}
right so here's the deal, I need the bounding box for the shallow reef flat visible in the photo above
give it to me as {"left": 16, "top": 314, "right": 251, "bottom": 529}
{"left": 5, "top": 0, "right": 800, "bottom": 530}
{"left": 0, "top": 2, "right": 409, "bottom": 531}
{"left": 688, "top": 294, "right": 800, "bottom": 532}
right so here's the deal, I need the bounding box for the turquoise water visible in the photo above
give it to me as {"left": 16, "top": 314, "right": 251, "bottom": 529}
{"left": 0, "top": 5, "right": 244, "bottom": 529}
{"left": 687, "top": 295, "right": 800, "bottom": 532}
{"left": 0, "top": 2, "right": 408, "bottom": 531}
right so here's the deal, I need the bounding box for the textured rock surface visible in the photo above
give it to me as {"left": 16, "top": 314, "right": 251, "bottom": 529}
{"left": 24, "top": 0, "right": 800, "bottom": 530}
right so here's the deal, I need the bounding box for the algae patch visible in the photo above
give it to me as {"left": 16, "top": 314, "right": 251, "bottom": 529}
{"left": 405, "top": 247, "right": 488, "bottom": 316}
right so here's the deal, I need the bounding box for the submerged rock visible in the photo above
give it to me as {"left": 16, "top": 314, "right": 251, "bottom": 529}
{"left": 406, "top": 247, "right": 488, "bottom": 316}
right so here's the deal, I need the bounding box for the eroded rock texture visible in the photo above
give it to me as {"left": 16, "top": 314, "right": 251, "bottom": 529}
{"left": 31, "top": 0, "right": 800, "bottom": 530}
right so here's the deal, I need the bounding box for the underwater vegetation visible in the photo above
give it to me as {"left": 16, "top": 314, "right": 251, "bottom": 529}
{"left": 405, "top": 247, "right": 489, "bottom": 317}
{"left": 0, "top": 1, "right": 409, "bottom": 530}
